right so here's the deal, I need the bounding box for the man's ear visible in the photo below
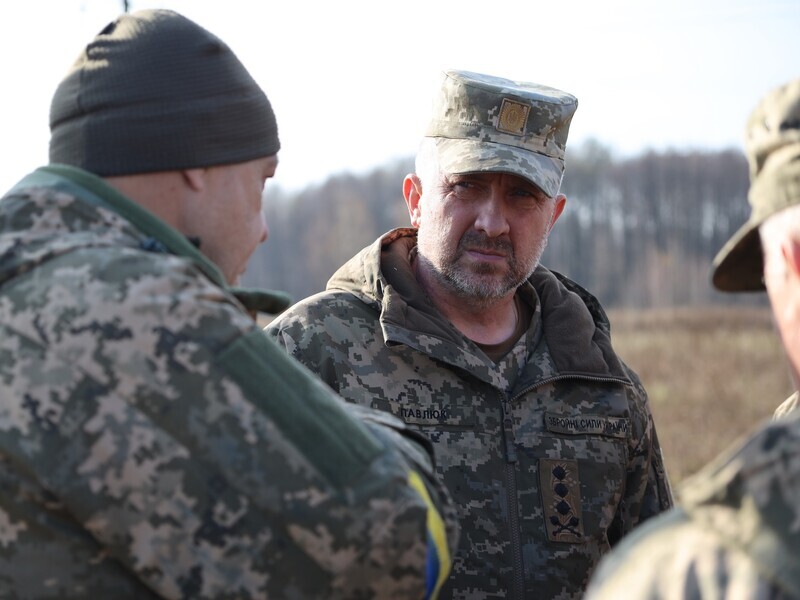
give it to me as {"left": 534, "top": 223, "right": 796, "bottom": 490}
{"left": 783, "top": 238, "right": 800, "bottom": 281}
{"left": 403, "top": 174, "right": 423, "bottom": 228}
{"left": 549, "top": 193, "right": 567, "bottom": 231}
{"left": 182, "top": 168, "right": 206, "bottom": 192}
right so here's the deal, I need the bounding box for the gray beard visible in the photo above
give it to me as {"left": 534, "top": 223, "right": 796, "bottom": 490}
{"left": 422, "top": 230, "right": 549, "bottom": 308}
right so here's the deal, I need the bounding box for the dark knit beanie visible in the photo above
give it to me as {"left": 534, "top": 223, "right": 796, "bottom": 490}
{"left": 49, "top": 9, "right": 279, "bottom": 175}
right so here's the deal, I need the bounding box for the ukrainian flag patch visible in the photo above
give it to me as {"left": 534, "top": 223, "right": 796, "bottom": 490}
{"left": 408, "top": 470, "right": 451, "bottom": 599}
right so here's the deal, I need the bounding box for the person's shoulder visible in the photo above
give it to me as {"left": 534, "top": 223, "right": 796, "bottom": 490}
{"left": 587, "top": 416, "right": 800, "bottom": 599}
{"left": 654, "top": 414, "right": 800, "bottom": 597}
{"left": 13, "top": 232, "right": 254, "bottom": 350}
{"left": 678, "top": 412, "right": 800, "bottom": 539}
{"left": 267, "top": 288, "right": 376, "bottom": 332}
{"left": 585, "top": 507, "right": 785, "bottom": 599}
{"left": 683, "top": 410, "right": 800, "bottom": 506}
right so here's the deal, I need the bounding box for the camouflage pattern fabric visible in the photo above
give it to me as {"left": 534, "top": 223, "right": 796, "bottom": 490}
{"left": 585, "top": 409, "right": 800, "bottom": 599}
{"left": 267, "top": 228, "right": 673, "bottom": 600}
{"left": 0, "top": 166, "right": 457, "bottom": 599}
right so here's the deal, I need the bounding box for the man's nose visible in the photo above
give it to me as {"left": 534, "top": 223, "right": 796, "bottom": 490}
{"left": 473, "top": 193, "right": 510, "bottom": 238}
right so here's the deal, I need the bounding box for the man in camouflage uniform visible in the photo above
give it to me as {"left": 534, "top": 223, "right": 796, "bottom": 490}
{"left": 267, "top": 70, "right": 673, "bottom": 599}
{"left": 585, "top": 79, "right": 800, "bottom": 599}
{"left": 0, "top": 10, "right": 458, "bottom": 599}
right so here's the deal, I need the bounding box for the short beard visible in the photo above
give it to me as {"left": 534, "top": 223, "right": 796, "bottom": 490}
{"left": 422, "top": 230, "right": 549, "bottom": 307}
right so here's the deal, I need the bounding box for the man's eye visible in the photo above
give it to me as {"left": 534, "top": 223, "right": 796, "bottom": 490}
{"left": 451, "top": 181, "right": 482, "bottom": 199}
{"left": 509, "top": 186, "right": 536, "bottom": 197}
{"left": 516, "top": 189, "right": 548, "bottom": 204}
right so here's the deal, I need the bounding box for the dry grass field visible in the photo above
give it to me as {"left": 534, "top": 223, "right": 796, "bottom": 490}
{"left": 607, "top": 306, "right": 794, "bottom": 486}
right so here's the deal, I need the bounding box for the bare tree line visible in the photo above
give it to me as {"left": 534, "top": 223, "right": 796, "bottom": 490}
{"left": 244, "top": 140, "right": 760, "bottom": 310}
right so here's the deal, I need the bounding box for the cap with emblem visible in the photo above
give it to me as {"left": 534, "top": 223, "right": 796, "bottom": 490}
{"left": 712, "top": 78, "right": 800, "bottom": 292}
{"left": 424, "top": 70, "right": 578, "bottom": 198}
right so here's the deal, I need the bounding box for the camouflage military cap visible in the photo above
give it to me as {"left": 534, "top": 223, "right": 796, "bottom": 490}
{"left": 424, "top": 70, "right": 578, "bottom": 198}
{"left": 712, "top": 78, "right": 800, "bottom": 292}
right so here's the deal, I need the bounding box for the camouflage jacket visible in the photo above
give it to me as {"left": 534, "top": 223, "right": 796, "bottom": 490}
{"left": 267, "top": 228, "right": 673, "bottom": 600}
{"left": 585, "top": 410, "right": 800, "bottom": 599}
{"left": 0, "top": 166, "right": 457, "bottom": 599}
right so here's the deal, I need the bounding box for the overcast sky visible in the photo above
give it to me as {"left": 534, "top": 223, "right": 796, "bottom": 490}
{"left": 1, "top": 0, "right": 797, "bottom": 194}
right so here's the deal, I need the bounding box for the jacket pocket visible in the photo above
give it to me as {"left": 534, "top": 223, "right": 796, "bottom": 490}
{"left": 516, "top": 428, "right": 628, "bottom": 547}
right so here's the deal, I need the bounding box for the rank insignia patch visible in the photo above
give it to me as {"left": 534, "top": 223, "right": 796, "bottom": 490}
{"left": 540, "top": 458, "right": 584, "bottom": 543}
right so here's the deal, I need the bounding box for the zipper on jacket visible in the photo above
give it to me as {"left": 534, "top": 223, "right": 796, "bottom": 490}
{"left": 501, "top": 395, "right": 525, "bottom": 600}
{"left": 511, "top": 373, "right": 631, "bottom": 403}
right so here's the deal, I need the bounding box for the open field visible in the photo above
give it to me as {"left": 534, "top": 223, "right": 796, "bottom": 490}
{"left": 607, "top": 306, "right": 794, "bottom": 486}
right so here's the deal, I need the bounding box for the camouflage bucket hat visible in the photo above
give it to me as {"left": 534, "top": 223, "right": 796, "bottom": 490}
{"left": 712, "top": 78, "right": 800, "bottom": 292}
{"left": 424, "top": 70, "right": 578, "bottom": 198}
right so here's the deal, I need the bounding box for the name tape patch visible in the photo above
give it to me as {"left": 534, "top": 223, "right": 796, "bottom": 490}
{"left": 398, "top": 405, "right": 475, "bottom": 427}
{"left": 545, "top": 412, "right": 630, "bottom": 439}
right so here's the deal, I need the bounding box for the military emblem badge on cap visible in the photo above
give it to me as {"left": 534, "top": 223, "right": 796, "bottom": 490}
{"left": 424, "top": 70, "right": 578, "bottom": 198}
{"left": 712, "top": 78, "right": 800, "bottom": 292}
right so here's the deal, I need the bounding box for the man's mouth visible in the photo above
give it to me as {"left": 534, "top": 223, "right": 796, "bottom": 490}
{"left": 464, "top": 245, "right": 509, "bottom": 261}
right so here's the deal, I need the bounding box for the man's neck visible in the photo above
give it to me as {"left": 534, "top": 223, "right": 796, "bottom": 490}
{"left": 103, "top": 171, "right": 188, "bottom": 233}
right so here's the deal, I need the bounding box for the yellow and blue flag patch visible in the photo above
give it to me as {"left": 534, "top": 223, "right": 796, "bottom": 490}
{"left": 408, "top": 471, "right": 451, "bottom": 599}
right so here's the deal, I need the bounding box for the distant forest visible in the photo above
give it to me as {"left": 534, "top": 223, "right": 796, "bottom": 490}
{"left": 243, "top": 140, "right": 764, "bottom": 310}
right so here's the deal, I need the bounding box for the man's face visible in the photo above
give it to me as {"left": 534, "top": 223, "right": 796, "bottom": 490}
{"left": 190, "top": 155, "right": 278, "bottom": 285}
{"left": 407, "top": 170, "right": 565, "bottom": 303}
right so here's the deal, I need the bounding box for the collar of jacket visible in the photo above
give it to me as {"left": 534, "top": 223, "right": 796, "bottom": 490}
{"left": 327, "top": 227, "right": 632, "bottom": 385}
{"left": 10, "top": 165, "right": 290, "bottom": 315}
